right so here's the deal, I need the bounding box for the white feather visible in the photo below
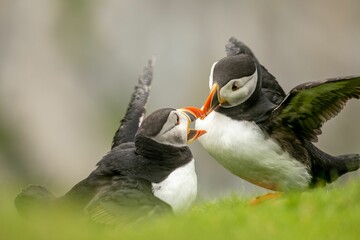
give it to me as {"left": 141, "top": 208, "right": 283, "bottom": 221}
{"left": 209, "top": 61, "right": 218, "bottom": 89}
{"left": 196, "top": 112, "right": 311, "bottom": 191}
{"left": 152, "top": 160, "right": 197, "bottom": 212}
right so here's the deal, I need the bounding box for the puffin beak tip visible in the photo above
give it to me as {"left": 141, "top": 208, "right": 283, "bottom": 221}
{"left": 178, "top": 83, "right": 223, "bottom": 143}
{"left": 187, "top": 129, "right": 207, "bottom": 143}
{"left": 201, "top": 83, "right": 221, "bottom": 118}
{"left": 177, "top": 108, "right": 207, "bottom": 143}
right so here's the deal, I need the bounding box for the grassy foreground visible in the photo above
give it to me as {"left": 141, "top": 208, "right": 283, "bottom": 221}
{"left": 1, "top": 182, "right": 360, "bottom": 240}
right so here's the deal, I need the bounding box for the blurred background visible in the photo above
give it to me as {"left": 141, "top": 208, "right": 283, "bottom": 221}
{"left": 0, "top": 0, "right": 359, "bottom": 199}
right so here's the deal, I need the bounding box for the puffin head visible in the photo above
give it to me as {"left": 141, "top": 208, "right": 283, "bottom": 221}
{"left": 135, "top": 108, "right": 206, "bottom": 147}
{"left": 202, "top": 54, "right": 260, "bottom": 117}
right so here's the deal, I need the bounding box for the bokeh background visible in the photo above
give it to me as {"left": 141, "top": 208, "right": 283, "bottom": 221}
{"left": 1, "top": 0, "right": 359, "bottom": 199}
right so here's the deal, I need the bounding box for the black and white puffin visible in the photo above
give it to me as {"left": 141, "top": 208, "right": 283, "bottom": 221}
{"left": 15, "top": 60, "right": 205, "bottom": 223}
{"left": 187, "top": 39, "right": 360, "bottom": 192}
{"left": 84, "top": 107, "right": 205, "bottom": 223}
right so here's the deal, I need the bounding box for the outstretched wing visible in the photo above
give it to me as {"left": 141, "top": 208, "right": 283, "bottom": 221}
{"left": 112, "top": 59, "right": 155, "bottom": 149}
{"left": 85, "top": 177, "right": 171, "bottom": 226}
{"left": 272, "top": 76, "right": 360, "bottom": 142}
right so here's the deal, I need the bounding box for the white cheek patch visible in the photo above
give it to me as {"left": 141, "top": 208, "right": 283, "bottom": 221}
{"left": 209, "top": 61, "right": 218, "bottom": 89}
{"left": 158, "top": 130, "right": 186, "bottom": 146}
{"left": 152, "top": 111, "right": 188, "bottom": 146}
{"left": 220, "top": 69, "right": 258, "bottom": 107}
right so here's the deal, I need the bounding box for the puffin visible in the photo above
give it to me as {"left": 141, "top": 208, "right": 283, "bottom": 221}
{"left": 84, "top": 107, "right": 205, "bottom": 223}
{"left": 15, "top": 60, "right": 205, "bottom": 223}
{"left": 186, "top": 39, "right": 360, "bottom": 192}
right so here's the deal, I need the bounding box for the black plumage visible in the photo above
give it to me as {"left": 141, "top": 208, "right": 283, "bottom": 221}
{"left": 57, "top": 59, "right": 160, "bottom": 208}
{"left": 215, "top": 39, "right": 286, "bottom": 123}
{"left": 271, "top": 76, "right": 360, "bottom": 142}
{"left": 15, "top": 60, "right": 195, "bottom": 224}
{"left": 86, "top": 177, "right": 170, "bottom": 225}
{"left": 198, "top": 38, "right": 360, "bottom": 190}
{"left": 266, "top": 76, "right": 360, "bottom": 185}
{"left": 226, "top": 37, "right": 286, "bottom": 105}
{"left": 111, "top": 59, "right": 154, "bottom": 148}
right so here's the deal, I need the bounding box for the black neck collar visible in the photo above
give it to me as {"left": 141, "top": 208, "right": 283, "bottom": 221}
{"left": 133, "top": 135, "right": 193, "bottom": 182}
{"left": 135, "top": 136, "right": 190, "bottom": 159}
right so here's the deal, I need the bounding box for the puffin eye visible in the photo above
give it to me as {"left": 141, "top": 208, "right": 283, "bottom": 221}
{"left": 232, "top": 81, "right": 240, "bottom": 91}
{"left": 175, "top": 114, "right": 180, "bottom": 125}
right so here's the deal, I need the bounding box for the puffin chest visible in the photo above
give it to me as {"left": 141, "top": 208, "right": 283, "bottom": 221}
{"left": 196, "top": 112, "right": 311, "bottom": 191}
{"left": 152, "top": 160, "right": 197, "bottom": 213}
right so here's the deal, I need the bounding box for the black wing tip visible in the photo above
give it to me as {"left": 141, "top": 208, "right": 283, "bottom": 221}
{"left": 225, "top": 37, "right": 255, "bottom": 58}
{"left": 138, "top": 57, "right": 156, "bottom": 87}
{"left": 228, "top": 36, "right": 243, "bottom": 46}
{"left": 111, "top": 58, "right": 155, "bottom": 149}
{"left": 225, "top": 37, "right": 242, "bottom": 56}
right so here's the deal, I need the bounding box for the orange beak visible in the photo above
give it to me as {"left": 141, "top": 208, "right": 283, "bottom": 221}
{"left": 178, "top": 107, "right": 207, "bottom": 143}
{"left": 200, "top": 83, "right": 223, "bottom": 119}
{"left": 187, "top": 129, "right": 207, "bottom": 143}
{"left": 178, "top": 83, "right": 223, "bottom": 122}
{"left": 179, "top": 106, "right": 205, "bottom": 121}
{"left": 177, "top": 83, "right": 224, "bottom": 142}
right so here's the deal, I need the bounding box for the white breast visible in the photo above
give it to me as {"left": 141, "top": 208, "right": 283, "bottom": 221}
{"left": 196, "top": 112, "right": 311, "bottom": 191}
{"left": 152, "top": 160, "right": 197, "bottom": 213}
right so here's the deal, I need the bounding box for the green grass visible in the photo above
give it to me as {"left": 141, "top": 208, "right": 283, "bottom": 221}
{"left": 1, "top": 182, "right": 360, "bottom": 240}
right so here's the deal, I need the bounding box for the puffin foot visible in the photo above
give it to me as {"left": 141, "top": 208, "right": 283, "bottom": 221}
{"left": 249, "top": 192, "right": 283, "bottom": 205}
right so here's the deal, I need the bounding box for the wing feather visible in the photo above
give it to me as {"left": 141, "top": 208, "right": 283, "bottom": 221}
{"left": 111, "top": 59, "right": 155, "bottom": 149}
{"left": 85, "top": 177, "right": 171, "bottom": 226}
{"left": 272, "top": 76, "right": 360, "bottom": 142}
